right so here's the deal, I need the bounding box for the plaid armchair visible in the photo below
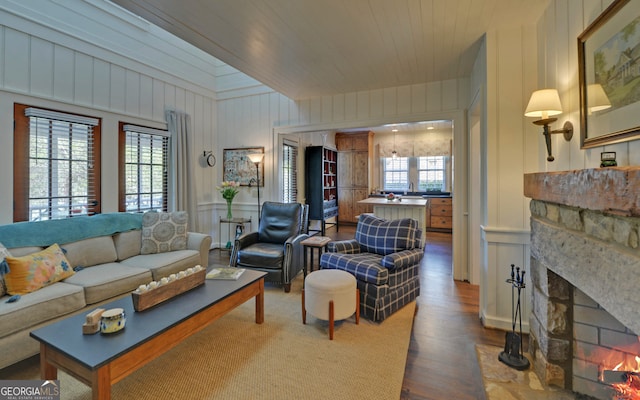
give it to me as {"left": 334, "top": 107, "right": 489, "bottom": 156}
{"left": 319, "top": 214, "right": 422, "bottom": 321}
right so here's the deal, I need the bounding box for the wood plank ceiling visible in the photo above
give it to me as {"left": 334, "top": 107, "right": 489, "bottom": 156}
{"left": 110, "top": 0, "right": 549, "bottom": 100}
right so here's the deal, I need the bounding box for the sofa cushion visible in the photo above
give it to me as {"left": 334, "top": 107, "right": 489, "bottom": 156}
{"left": 380, "top": 249, "right": 424, "bottom": 270}
{"left": 61, "top": 236, "right": 117, "bottom": 268}
{"left": 114, "top": 230, "right": 142, "bottom": 260}
{"left": 141, "top": 211, "right": 188, "bottom": 255}
{"left": 258, "top": 202, "right": 302, "bottom": 244}
{"left": 5, "top": 246, "right": 43, "bottom": 257}
{"left": 0, "top": 243, "right": 10, "bottom": 297}
{"left": 121, "top": 250, "right": 201, "bottom": 280}
{"left": 320, "top": 252, "right": 388, "bottom": 285}
{"left": 326, "top": 239, "right": 360, "bottom": 254}
{"left": 236, "top": 242, "right": 285, "bottom": 270}
{"left": 355, "top": 215, "right": 418, "bottom": 256}
{"left": 62, "top": 262, "right": 152, "bottom": 304}
{"left": 0, "top": 282, "right": 85, "bottom": 338}
{"left": 4, "top": 244, "right": 75, "bottom": 295}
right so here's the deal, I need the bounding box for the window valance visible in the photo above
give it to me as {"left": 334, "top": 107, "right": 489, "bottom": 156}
{"left": 379, "top": 132, "right": 452, "bottom": 157}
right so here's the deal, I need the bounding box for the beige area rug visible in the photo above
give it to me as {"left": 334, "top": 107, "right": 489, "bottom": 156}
{"left": 1, "top": 275, "right": 415, "bottom": 400}
{"left": 476, "top": 344, "right": 577, "bottom": 400}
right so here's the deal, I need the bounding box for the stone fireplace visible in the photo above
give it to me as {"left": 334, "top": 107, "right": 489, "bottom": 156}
{"left": 524, "top": 167, "right": 640, "bottom": 399}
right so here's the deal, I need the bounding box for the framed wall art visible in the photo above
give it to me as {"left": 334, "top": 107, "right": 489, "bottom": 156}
{"left": 223, "top": 147, "right": 264, "bottom": 186}
{"left": 579, "top": 0, "right": 640, "bottom": 148}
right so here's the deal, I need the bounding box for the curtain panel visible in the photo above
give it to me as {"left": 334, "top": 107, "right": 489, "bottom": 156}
{"left": 165, "top": 110, "right": 197, "bottom": 231}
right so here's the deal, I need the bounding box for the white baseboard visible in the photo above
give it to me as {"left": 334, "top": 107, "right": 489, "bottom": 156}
{"left": 481, "top": 311, "right": 530, "bottom": 334}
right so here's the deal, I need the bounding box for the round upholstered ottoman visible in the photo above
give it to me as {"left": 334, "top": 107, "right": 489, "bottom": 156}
{"left": 302, "top": 269, "right": 359, "bottom": 340}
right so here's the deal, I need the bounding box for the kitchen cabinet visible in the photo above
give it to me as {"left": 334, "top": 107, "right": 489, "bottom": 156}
{"left": 428, "top": 197, "right": 452, "bottom": 231}
{"left": 336, "top": 132, "right": 370, "bottom": 152}
{"left": 337, "top": 188, "right": 353, "bottom": 222}
{"left": 336, "top": 131, "right": 373, "bottom": 223}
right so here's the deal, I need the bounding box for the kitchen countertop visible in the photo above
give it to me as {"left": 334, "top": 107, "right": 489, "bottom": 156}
{"left": 368, "top": 193, "right": 451, "bottom": 199}
{"left": 358, "top": 197, "right": 428, "bottom": 206}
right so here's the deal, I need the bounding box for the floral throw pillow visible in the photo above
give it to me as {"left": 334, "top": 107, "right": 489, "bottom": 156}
{"left": 0, "top": 243, "right": 11, "bottom": 297}
{"left": 140, "top": 211, "right": 188, "bottom": 255}
{"left": 4, "top": 243, "right": 75, "bottom": 295}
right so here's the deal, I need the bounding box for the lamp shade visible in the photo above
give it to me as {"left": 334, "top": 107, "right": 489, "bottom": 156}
{"left": 524, "top": 89, "right": 563, "bottom": 119}
{"left": 587, "top": 84, "right": 611, "bottom": 112}
{"left": 247, "top": 153, "right": 264, "bottom": 163}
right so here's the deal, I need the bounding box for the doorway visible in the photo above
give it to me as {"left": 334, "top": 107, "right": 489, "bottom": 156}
{"left": 273, "top": 110, "right": 468, "bottom": 281}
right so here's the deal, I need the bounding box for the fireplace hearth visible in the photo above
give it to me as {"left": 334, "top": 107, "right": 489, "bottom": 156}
{"left": 524, "top": 167, "right": 640, "bottom": 400}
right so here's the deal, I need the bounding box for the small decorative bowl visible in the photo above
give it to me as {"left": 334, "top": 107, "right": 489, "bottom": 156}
{"left": 100, "top": 308, "right": 126, "bottom": 334}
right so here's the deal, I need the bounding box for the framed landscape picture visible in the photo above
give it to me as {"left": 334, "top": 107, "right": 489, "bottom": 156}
{"left": 223, "top": 147, "right": 264, "bottom": 186}
{"left": 578, "top": 0, "right": 640, "bottom": 148}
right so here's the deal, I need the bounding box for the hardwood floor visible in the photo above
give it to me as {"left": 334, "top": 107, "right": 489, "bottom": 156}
{"left": 212, "top": 225, "right": 507, "bottom": 399}
{"left": 320, "top": 225, "right": 506, "bottom": 399}
{"left": 399, "top": 230, "right": 505, "bottom": 400}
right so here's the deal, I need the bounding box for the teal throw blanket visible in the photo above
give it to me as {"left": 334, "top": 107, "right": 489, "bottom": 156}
{"left": 0, "top": 213, "right": 143, "bottom": 248}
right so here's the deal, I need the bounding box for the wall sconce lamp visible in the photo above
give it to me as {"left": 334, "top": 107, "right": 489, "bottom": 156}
{"left": 247, "top": 153, "right": 264, "bottom": 221}
{"left": 524, "top": 89, "right": 573, "bottom": 162}
{"left": 587, "top": 83, "right": 611, "bottom": 114}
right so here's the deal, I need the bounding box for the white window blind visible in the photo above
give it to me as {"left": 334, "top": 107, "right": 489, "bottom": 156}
{"left": 25, "top": 107, "right": 99, "bottom": 221}
{"left": 383, "top": 157, "right": 408, "bottom": 191}
{"left": 122, "top": 124, "right": 169, "bottom": 212}
{"left": 282, "top": 140, "right": 298, "bottom": 202}
{"left": 419, "top": 156, "right": 446, "bottom": 191}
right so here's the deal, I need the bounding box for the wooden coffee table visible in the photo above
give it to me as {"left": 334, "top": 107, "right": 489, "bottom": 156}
{"left": 30, "top": 269, "right": 266, "bottom": 400}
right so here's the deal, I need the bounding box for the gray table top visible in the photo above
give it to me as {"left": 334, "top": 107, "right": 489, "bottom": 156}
{"left": 30, "top": 269, "right": 266, "bottom": 370}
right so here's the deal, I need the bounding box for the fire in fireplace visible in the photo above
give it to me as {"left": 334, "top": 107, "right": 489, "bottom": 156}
{"left": 602, "top": 368, "right": 640, "bottom": 399}
{"left": 598, "top": 341, "right": 640, "bottom": 399}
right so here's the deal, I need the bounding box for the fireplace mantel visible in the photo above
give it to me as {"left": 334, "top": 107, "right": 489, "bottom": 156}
{"left": 524, "top": 167, "right": 640, "bottom": 397}
{"left": 524, "top": 166, "right": 640, "bottom": 336}
{"left": 524, "top": 166, "right": 640, "bottom": 217}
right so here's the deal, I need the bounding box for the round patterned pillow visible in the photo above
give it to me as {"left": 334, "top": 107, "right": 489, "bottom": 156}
{"left": 140, "top": 211, "right": 188, "bottom": 255}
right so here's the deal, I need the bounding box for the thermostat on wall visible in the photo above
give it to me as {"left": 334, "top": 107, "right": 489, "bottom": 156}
{"left": 600, "top": 152, "right": 617, "bottom": 167}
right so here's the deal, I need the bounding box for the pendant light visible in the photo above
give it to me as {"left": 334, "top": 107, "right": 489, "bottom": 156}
{"left": 392, "top": 129, "right": 398, "bottom": 158}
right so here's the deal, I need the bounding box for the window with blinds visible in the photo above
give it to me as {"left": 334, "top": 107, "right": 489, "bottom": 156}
{"left": 13, "top": 104, "right": 102, "bottom": 222}
{"left": 282, "top": 141, "right": 298, "bottom": 202}
{"left": 418, "top": 156, "right": 446, "bottom": 191}
{"left": 119, "top": 123, "right": 169, "bottom": 212}
{"left": 383, "top": 157, "right": 409, "bottom": 191}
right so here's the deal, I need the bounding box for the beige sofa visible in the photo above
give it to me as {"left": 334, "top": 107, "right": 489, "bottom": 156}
{"left": 0, "top": 212, "right": 212, "bottom": 369}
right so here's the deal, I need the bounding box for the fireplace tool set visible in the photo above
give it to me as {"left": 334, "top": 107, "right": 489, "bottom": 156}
{"left": 499, "top": 264, "right": 530, "bottom": 370}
